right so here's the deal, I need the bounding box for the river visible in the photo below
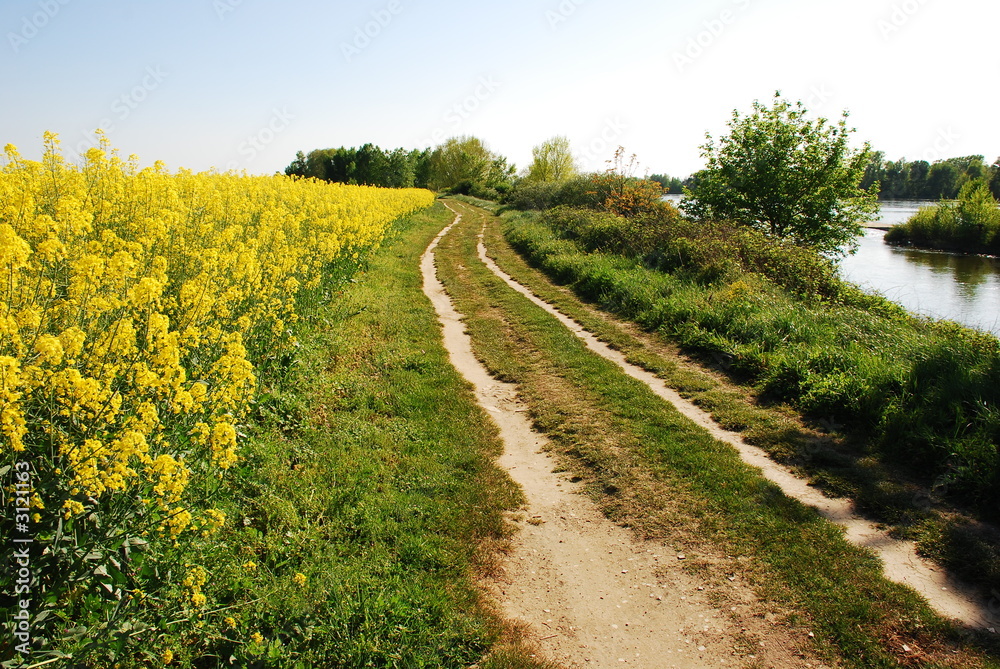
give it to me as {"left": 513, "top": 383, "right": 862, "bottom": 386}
{"left": 840, "top": 201, "right": 1000, "bottom": 336}
{"left": 663, "top": 196, "right": 1000, "bottom": 336}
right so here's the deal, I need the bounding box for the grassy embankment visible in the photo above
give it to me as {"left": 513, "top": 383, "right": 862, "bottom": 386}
{"left": 488, "top": 199, "right": 1000, "bottom": 599}
{"left": 439, "top": 198, "right": 1000, "bottom": 668}
{"left": 128, "top": 203, "right": 545, "bottom": 667}
{"left": 885, "top": 180, "right": 1000, "bottom": 254}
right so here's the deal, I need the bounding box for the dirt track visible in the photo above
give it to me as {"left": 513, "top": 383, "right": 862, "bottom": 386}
{"left": 468, "top": 217, "right": 995, "bottom": 633}
{"left": 423, "top": 202, "right": 1000, "bottom": 668}
{"left": 423, "top": 206, "right": 826, "bottom": 667}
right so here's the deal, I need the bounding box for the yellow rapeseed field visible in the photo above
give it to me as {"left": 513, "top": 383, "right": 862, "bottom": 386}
{"left": 0, "top": 132, "right": 433, "bottom": 629}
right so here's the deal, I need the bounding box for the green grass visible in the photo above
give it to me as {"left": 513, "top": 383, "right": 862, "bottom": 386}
{"left": 77, "top": 203, "right": 549, "bottom": 668}
{"left": 496, "top": 206, "right": 1000, "bottom": 593}
{"left": 438, "top": 199, "right": 1000, "bottom": 668}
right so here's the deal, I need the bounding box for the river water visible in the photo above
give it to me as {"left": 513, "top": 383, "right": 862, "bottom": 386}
{"left": 840, "top": 201, "right": 1000, "bottom": 336}
{"left": 663, "top": 196, "right": 1000, "bottom": 336}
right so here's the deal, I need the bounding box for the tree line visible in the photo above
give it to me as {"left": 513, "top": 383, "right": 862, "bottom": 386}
{"left": 861, "top": 153, "right": 1000, "bottom": 201}
{"left": 284, "top": 137, "right": 515, "bottom": 196}
{"left": 284, "top": 145, "right": 432, "bottom": 188}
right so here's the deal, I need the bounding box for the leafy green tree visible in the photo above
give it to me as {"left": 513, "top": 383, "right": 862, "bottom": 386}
{"left": 427, "top": 136, "right": 513, "bottom": 192}
{"left": 990, "top": 157, "right": 1000, "bottom": 200}
{"left": 285, "top": 151, "right": 308, "bottom": 178}
{"left": 860, "top": 150, "right": 885, "bottom": 192}
{"left": 525, "top": 136, "right": 578, "bottom": 183}
{"left": 485, "top": 155, "right": 516, "bottom": 192}
{"left": 926, "top": 161, "right": 960, "bottom": 200}
{"left": 906, "top": 160, "right": 930, "bottom": 198}
{"left": 427, "top": 136, "right": 491, "bottom": 190}
{"left": 683, "top": 93, "right": 878, "bottom": 255}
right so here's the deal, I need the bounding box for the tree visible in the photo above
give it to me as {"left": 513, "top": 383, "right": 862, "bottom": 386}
{"left": 926, "top": 161, "right": 960, "bottom": 200}
{"left": 427, "top": 136, "right": 513, "bottom": 193}
{"left": 683, "top": 93, "right": 879, "bottom": 256}
{"left": 860, "top": 150, "right": 885, "bottom": 192}
{"left": 525, "top": 136, "right": 577, "bottom": 183}
{"left": 427, "top": 136, "right": 491, "bottom": 190}
{"left": 906, "top": 160, "right": 930, "bottom": 199}
{"left": 485, "top": 155, "right": 516, "bottom": 192}
{"left": 285, "top": 151, "right": 308, "bottom": 178}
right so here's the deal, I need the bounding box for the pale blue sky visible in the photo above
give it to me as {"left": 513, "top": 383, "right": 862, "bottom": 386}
{"left": 2, "top": 0, "right": 997, "bottom": 178}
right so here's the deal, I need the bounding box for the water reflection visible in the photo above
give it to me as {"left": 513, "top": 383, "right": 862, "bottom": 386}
{"left": 898, "top": 248, "right": 995, "bottom": 295}
{"left": 841, "top": 229, "right": 1000, "bottom": 335}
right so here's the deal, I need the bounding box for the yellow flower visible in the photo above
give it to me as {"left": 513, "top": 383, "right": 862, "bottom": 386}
{"left": 249, "top": 631, "right": 264, "bottom": 645}
{"left": 34, "top": 335, "right": 64, "bottom": 366}
{"left": 293, "top": 572, "right": 307, "bottom": 587}
{"left": 182, "top": 565, "right": 207, "bottom": 589}
{"left": 162, "top": 649, "right": 174, "bottom": 664}
{"left": 243, "top": 560, "right": 257, "bottom": 572}
{"left": 0, "top": 133, "right": 434, "bottom": 625}
{"left": 62, "top": 499, "right": 85, "bottom": 519}
{"left": 224, "top": 616, "right": 237, "bottom": 629}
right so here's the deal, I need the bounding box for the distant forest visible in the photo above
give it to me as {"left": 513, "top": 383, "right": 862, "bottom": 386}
{"left": 861, "top": 153, "right": 1000, "bottom": 201}
{"left": 284, "top": 144, "right": 1000, "bottom": 205}
{"left": 284, "top": 145, "right": 432, "bottom": 189}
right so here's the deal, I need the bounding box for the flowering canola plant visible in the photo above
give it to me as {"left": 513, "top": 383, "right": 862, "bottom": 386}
{"left": 0, "top": 133, "right": 433, "bottom": 645}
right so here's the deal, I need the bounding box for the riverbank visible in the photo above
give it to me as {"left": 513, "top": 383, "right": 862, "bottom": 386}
{"left": 488, "top": 199, "right": 1000, "bottom": 609}
{"left": 883, "top": 182, "right": 1000, "bottom": 255}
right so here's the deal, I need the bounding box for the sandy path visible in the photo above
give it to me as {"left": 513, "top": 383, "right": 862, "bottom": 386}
{"left": 472, "top": 220, "right": 998, "bottom": 631}
{"left": 423, "top": 210, "right": 756, "bottom": 667}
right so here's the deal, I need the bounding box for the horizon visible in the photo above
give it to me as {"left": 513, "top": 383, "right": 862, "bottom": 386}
{"left": 2, "top": 0, "right": 998, "bottom": 179}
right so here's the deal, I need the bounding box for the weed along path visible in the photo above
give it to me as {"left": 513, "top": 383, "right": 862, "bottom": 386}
{"left": 424, "top": 208, "right": 762, "bottom": 667}
{"left": 465, "top": 208, "right": 992, "bottom": 632}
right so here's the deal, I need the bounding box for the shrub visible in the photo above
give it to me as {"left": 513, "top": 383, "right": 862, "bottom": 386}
{"left": 503, "top": 180, "right": 561, "bottom": 210}
{"left": 886, "top": 179, "right": 1000, "bottom": 254}
{"left": 504, "top": 208, "right": 1000, "bottom": 514}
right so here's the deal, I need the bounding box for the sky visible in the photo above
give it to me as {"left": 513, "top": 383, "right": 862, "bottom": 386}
{"left": 1, "top": 0, "right": 998, "bottom": 179}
